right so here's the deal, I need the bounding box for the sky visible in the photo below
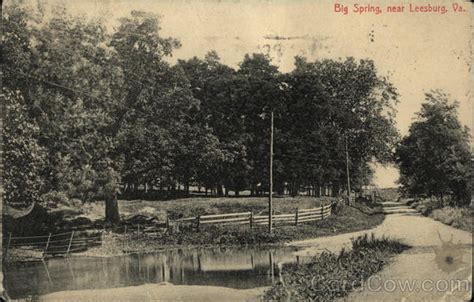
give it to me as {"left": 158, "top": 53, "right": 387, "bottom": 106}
{"left": 14, "top": 0, "right": 472, "bottom": 188}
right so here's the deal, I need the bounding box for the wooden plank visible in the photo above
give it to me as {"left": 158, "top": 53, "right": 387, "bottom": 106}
{"left": 218, "top": 220, "right": 250, "bottom": 227}
{"left": 201, "top": 212, "right": 251, "bottom": 219}
{"left": 200, "top": 217, "right": 250, "bottom": 224}
{"left": 298, "top": 214, "right": 323, "bottom": 220}
{"left": 323, "top": 203, "right": 333, "bottom": 210}
{"left": 298, "top": 216, "right": 323, "bottom": 223}
{"left": 298, "top": 212, "right": 322, "bottom": 218}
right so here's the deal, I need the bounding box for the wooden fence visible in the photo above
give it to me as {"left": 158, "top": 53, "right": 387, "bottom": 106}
{"left": 4, "top": 202, "right": 336, "bottom": 260}
{"left": 3, "top": 230, "right": 103, "bottom": 260}
{"left": 176, "top": 202, "right": 335, "bottom": 230}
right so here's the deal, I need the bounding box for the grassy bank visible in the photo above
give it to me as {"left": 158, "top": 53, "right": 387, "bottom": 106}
{"left": 83, "top": 196, "right": 338, "bottom": 221}
{"left": 408, "top": 199, "right": 472, "bottom": 232}
{"left": 429, "top": 207, "right": 472, "bottom": 232}
{"left": 264, "top": 234, "right": 410, "bottom": 301}
{"left": 6, "top": 197, "right": 385, "bottom": 261}
{"left": 80, "top": 202, "right": 384, "bottom": 257}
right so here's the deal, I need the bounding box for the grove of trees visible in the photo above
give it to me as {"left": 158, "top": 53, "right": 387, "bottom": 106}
{"left": 3, "top": 4, "right": 400, "bottom": 223}
{"left": 395, "top": 91, "right": 471, "bottom": 205}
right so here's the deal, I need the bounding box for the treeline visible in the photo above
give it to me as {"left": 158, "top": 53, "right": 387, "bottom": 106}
{"left": 3, "top": 5, "right": 399, "bottom": 222}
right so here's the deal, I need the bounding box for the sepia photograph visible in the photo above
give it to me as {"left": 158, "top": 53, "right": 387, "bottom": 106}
{"left": 1, "top": 0, "right": 472, "bottom": 301}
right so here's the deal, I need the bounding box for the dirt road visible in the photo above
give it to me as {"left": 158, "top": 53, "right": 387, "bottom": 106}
{"left": 291, "top": 202, "right": 472, "bottom": 301}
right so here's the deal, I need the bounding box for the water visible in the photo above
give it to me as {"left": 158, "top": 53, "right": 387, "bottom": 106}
{"left": 4, "top": 246, "right": 310, "bottom": 299}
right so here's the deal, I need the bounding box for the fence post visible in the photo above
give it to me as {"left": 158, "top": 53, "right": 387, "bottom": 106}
{"left": 295, "top": 208, "right": 299, "bottom": 226}
{"left": 196, "top": 215, "right": 201, "bottom": 232}
{"left": 4, "top": 232, "right": 12, "bottom": 259}
{"left": 66, "top": 231, "right": 75, "bottom": 257}
{"left": 250, "top": 212, "right": 254, "bottom": 229}
{"left": 137, "top": 224, "right": 140, "bottom": 239}
{"left": 124, "top": 225, "right": 127, "bottom": 236}
{"left": 321, "top": 204, "right": 324, "bottom": 219}
{"left": 43, "top": 233, "right": 52, "bottom": 258}
{"left": 166, "top": 214, "right": 170, "bottom": 229}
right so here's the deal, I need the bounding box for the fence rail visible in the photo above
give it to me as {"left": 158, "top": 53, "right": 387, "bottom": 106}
{"left": 3, "top": 202, "right": 336, "bottom": 260}
{"left": 177, "top": 202, "right": 336, "bottom": 230}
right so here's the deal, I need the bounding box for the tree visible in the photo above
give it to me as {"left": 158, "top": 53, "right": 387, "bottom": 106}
{"left": 279, "top": 57, "right": 399, "bottom": 195}
{"left": 396, "top": 91, "right": 471, "bottom": 205}
{"left": 177, "top": 51, "right": 249, "bottom": 196}
{"left": 3, "top": 89, "right": 46, "bottom": 208}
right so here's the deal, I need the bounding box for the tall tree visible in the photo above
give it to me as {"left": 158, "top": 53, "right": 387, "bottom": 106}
{"left": 396, "top": 91, "right": 471, "bottom": 204}
{"left": 3, "top": 89, "right": 46, "bottom": 208}
{"left": 280, "top": 57, "right": 399, "bottom": 195}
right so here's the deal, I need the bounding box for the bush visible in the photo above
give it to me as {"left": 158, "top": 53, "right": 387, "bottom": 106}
{"left": 430, "top": 207, "right": 472, "bottom": 232}
{"left": 414, "top": 198, "right": 441, "bottom": 215}
{"left": 264, "top": 234, "right": 410, "bottom": 301}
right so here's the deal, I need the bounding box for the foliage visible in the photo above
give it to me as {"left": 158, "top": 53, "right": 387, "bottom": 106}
{"left": 3, "top": 3, "right": 400, "bottom": 222}
{"left": 430, "top": 207, "right": 472, "bottom": 232}
{"left": 3, "top": 89, "right": 46, "bottom": 207}
{"left": 94, "top": 201, "right": 384, "bottom": 248}
{"left": 264, "top": 234, "right": 409, "bottom": 301}
{"left": 396, "top": 91, "right": 471, "bottom": 205}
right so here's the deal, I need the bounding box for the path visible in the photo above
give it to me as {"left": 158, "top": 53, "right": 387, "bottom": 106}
{"left": 35, "top": 201, "right": 472, "bottom": 301}
{"left": 289, "top": 201, "right": 472, "bottom": 301}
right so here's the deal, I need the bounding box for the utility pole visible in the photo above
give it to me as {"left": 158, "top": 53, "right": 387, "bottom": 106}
{"left": 268, "top": 110, "right": 274, "bottom": 234}
{"left": 345, "top": 135, "right": 351, "bottom": 204}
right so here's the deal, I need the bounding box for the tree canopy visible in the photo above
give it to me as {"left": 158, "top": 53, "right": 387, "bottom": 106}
{"left": 395, "top": 91, "right": 471, "bottom": 205}
{"left": 3, "top": 4, "right": 401, "bottom": 223}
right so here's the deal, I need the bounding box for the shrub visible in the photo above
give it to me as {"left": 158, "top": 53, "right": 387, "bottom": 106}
{"left": 264, "top": 234, "right": 410, "bottom": 301}
{"left": 414, "top": 198, "right": 441, "bottom": 215}
{"left": 430, "top": 207, "right": 472, "bottom": 232}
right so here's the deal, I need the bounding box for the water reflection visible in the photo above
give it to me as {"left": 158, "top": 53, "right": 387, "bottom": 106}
{"left": 4, "top": 246, "right": 309, "bottom": 299}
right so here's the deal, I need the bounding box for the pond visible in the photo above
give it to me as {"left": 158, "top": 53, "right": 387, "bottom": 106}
{"left": 4, "top": 246, "right": 311, "bottom": 300}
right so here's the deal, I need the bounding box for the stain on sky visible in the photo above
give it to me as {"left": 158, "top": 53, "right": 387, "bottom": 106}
{"left": 259, "top": 35, "right": 331, "bottom": 60}
{"left": 263, "top": 35, "right": 309, "bottom": 41}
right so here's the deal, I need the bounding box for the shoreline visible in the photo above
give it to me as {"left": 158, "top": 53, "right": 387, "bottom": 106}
{"left": 37, "top": 284, "right": 268, "bottom": 302}
{"left": 6, "top": 218, "right": 385, "bottom": 263}
{"left": 5, "top": 205, "right": 386, "bottom": 263}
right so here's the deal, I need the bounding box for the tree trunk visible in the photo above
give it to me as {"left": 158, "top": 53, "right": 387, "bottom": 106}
{"left": 185, "top": 182, "right": 190, "bottom": 196}
{"left": 331, "top": 183, "right": 339, "bottom": 197}
{"left": 235, "top": 190, "right": 240, "bottom": 196}
{"left": 105, "top": 193, "right": 120, "bottom": 224}
{"left": 217, "top": 185, "right": 224, "bottom": 197}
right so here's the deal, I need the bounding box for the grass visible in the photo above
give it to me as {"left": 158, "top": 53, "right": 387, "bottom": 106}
{"left": 121, "top": 196, "right": 336, "bottom": 218}
{"left": 430, "top": 207, "right": 472, "bottom": 232}
{"left": 6, "top": 197, "right": 385, "bottom": 260}
{"left": 80, "top": 202, "right": 385, "bottom": 256}
{"left": 78, "top": 196, "right": 337, "bottom": 224}
{"left": 408, "top": 198, "right": 472, "bottom": 232}
{"left": 264, "top": 233, "right": 410, "bottom": 301}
